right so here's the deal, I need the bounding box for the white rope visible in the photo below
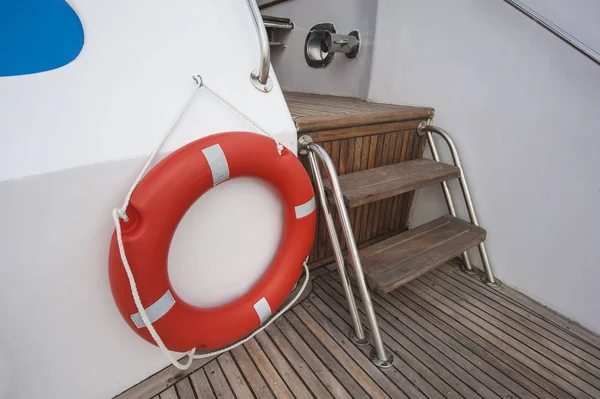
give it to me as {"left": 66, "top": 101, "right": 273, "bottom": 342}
{"left": 117, "top": 75, "right": 203, "bottom": 222}
{"left": 112, "top": 209, "right": 195, "bottom": 370}
{"left": 202, "top": 82, "right": 285, "bottom": 155}
{"left": 117, "top": 76, "right": 285, "bottom": 222}
{"left": 112, "top": 75, "right": 307, "bottom": 370}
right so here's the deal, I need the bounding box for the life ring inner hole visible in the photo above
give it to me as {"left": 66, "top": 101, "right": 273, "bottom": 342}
{"left": 168, "top": 177, "right": 283, "bottom": 308}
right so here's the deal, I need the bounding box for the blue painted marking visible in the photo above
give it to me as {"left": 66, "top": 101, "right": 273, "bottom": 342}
{"left": 0, "top": 0, "right": 84, "bottom": 77}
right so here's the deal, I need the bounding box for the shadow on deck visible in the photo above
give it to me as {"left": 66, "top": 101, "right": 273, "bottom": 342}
{"left": 122, "top": 263, "right": 600, "bottom": 399}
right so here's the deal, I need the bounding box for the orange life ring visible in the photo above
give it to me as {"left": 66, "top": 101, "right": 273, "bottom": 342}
{"left": 108, "top": 132, "right": 316, "bottom": 352}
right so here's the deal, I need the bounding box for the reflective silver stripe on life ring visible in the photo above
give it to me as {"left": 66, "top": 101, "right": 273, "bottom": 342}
{"left": 202, "top": 144, "right": 230, "bottom": 186}
{"left": 253, "top": 297, "right": 272, "bottom": 324}
{"left": 295, "top": 197, "right": 316, "bottom": 219}
{"left": 130, "top": 290, "right": 176, "bottom": 329}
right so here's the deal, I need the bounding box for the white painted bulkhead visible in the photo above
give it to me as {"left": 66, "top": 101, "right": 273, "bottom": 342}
{"left": 270, "top": 0, "right": 600, "bottom": 334}
{"left": 0, "top": 1, "right": 295, "bottom": 398}
{"left": 367, "top": 0, "right": 600, "bottom": 334}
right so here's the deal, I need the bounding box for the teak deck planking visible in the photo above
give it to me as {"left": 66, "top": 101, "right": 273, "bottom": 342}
{"left": 130, "top": 263, "right": 600, "bottom": 399}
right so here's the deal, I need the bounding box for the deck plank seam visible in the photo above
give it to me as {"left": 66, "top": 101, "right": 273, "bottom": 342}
{"left": 310, "top": 280, "right": 441, "bottom": 399}
{"left": 430, "top": 269, "right": 600, "bottom": 369}
{"left": 315, "top": 275, "right": 460, "bottom": 399}
{"left": 253, "top": 334, "right": 304, "bottom": 398}
{"left": 203, "top": 369, "right": 218, "bottom": 399}
{"left": 404, "top": 279, "right": 596, "bottom": 399}
{"left": 305, "top": 291, "right": 434, "bottom": 399}
{"left": 227, "top": 349, "right": 258, "bottom": 399}
{"left": 438, "top": 267, "right": 600, "bottom": 356}
{"left": 264, "top": 323, "right": 331, "bottom": 398}
{"left": 442, "top": 265, "right": 600, "bottom": 345}
{"left": 298, "top": 298, "right": 407, "bottom": 399}
{"left": 205, "top": 360, "right": 236, "bottom": 399}
{"left": 383, "top": 286, "right": 547, "bottom": 399}
{"left": 327, "top": 270, "right": 569, "bottom": 399}
{"left": 240, "top": 343, "right": 279, "bottom": 399}
{"left": 325, "top": 274, "right": 499, "bottom": 399}
{"left": 425, "top": 270, "right": 600, "bottom": 372}
{"left": 392, "top": 286, "right": 570, "bottom": 399}
{"left": 174, "top": 377, "right": 196, "bottom": 399}
{"left": 189, "top": 368, "right": 216, "bottom": 399}
{"left": 287, "top": 308, "right": 381, "bottom": 398}
{"left": 357, "top": 278, "right": 524, "bottom": 399}
{"left": 269, "top": 321, "right": 341, "bottom": 398}
{"left": 373, "top": 289, "right": 539, "bottom": 399}
{"left": 280, "top": 312, "right": 369, "bottom": 398}
{"left": 315, "top": 276, "right": 463, "bottom": 399}
{"left": 416, "top": 274, "right": 600, "bottom": 394}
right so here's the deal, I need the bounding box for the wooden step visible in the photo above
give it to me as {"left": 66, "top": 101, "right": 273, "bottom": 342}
{"left": 284, "top": 91, "right": 433, "bottom": 133}
{"left": 347, "top": 215, "right": 486, "bottom": 293}
{"left": 324, "top": 158, "right": 460, "bottom": 208}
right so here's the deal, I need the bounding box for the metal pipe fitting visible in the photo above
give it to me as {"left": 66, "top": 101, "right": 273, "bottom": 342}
{"left": 263, "top": 21, "right": 294, "bottom": 30}
{"left": 305, "top": 24, "right": 361, "bottom": 68}
{"left": 322, "top": 30, "right": 360, "bottom": 58}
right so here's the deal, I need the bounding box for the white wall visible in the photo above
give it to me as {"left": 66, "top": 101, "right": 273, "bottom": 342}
{"left": 0, "top": 0, "right": 295, "bottom": 181}
{"left": 0, "top": 1, "right": 295, "bottom": 398}
{"left": 368, "top": 0, "right": 600, "bottom": 333}
{"left": 268, "top": 0, "right": 378, "bottom": 98}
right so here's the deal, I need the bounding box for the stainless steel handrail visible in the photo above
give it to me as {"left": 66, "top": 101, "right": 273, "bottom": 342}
{"left": 245, "top": 0, "right": 273, "bottom": 92}
{"left": 299, "top": 136, "right": 393, "bottom": 368}
{"left": 418, "top": 124, "right": 499, "bottom": 286}
{"left": 423, "top": 129, "right": 478, "bottom": 276}
{"left": 504, "top": 0, "right": 600, "bottom": 66}
{"left": 307, "top": 151, "right": 369, "bottom": 347}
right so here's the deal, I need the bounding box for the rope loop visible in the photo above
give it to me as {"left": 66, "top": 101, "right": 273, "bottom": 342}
{"left": 116, "top": 208, "right": 129, "bottom": 222}
{"left": 201, "top": 81, "right": 285, "bottom": 156}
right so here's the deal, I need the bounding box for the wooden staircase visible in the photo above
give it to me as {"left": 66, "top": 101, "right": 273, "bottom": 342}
{"left": 286, "top": 92, "right": 489, "bottom": 294}
{"left": 326, "top": 157, "right": 486, "bottom": 293}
